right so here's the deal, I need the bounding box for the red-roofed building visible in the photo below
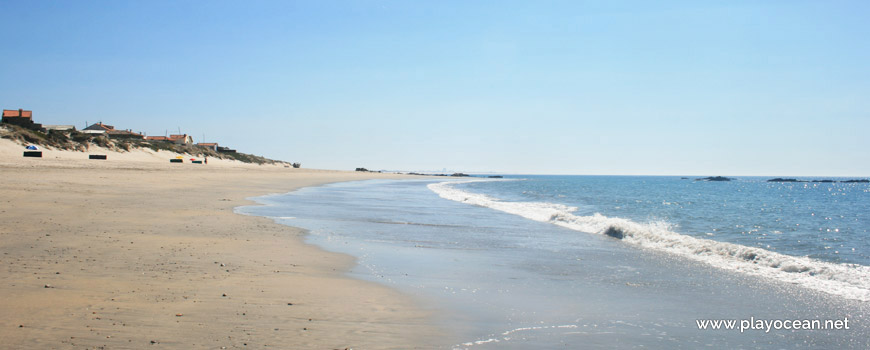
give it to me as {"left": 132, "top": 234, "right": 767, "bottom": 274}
{"left": 2, "top": 108, "right": 42, "bottom": 130}
{"left": 83, "top": 122, "right": 114, "bottom": 132}
{"left": 107, "top": 129, "right": 145, "bottom": 139}
{"left": 168, "top": 134, "right": 193, "bottom": 145}
{"left": 147, "top": 134, "right": 193, "bottom": 145}
{"left": 2, "top": 109, "right": 32, "bottom": 118}
{"left": 196, "top": 142, "right": 218, "bottom": 151}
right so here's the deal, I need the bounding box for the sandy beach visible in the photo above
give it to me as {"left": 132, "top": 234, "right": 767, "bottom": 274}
{"left": 0, "top": 140, "right": 442, "bottom": 349}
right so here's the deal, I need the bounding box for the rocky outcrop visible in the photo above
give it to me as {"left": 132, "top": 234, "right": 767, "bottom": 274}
{"left": 695, "top": 176, "right": 733, "bottom": 182}
{"left": 767, "top": 178, "right": 804, "bottom": 182}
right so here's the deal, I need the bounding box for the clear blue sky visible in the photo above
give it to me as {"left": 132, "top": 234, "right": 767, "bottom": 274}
{"left": 2, "top": 0, "right": 868, "bottom": 176}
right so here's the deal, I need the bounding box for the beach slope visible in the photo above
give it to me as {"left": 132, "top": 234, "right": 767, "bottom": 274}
{"left": 0, "top": 148, "right": 440, "bottom": 349}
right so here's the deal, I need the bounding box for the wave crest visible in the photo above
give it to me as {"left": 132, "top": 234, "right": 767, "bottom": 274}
{"left": 428, "top": 181, "right": 870, "bottom": 302}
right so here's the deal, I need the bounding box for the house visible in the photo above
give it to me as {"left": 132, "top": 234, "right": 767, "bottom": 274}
{"left": 82, "top": 122, "right": 143, "bottom": 139}
{"left": 84, "top": 122, "right": 114, "bottom": 131}
{"left": 2, "top": 109, "right": 42, "bottom": 130}
{"left": 107, "top": 129, "right": 145, "bottom": 139}
{"left": 83, "top": 122, "right": 114, "bottom": 132}
{"left": 168, "top": 134, "right": 193, "bottom": 145}
{"left": 147, "top": 134, "right": 192, "bottom": 145}
{"left": 43, "top": 125, "right": 77, "bottom": 132}
{"left": 196, "top": 142, "right": 219, "bottom": 151}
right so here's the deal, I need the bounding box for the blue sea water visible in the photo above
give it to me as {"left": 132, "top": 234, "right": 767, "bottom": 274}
{"left": 455, "top": 176, "right": 870, "bottom": 265}
{"left": 238, "top": 176, "right": 870, "bottom": 349}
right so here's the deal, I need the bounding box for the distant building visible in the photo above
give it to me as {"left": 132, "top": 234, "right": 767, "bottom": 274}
{"left": 82, "top": 122, "right": 143, "bottom": 139}
{"left": 146, "top": 134, "right": 192, "bottom": 144}
{"left": 83, "top": 122, "right": 114, "bottom": 133}
{"left": 217, "top": 146, "right": 236, "bottom": 153}
{"left": 197, "top": 142, "right": 219, "bottom": 151}
{"left": 168, "top": 134, "right": 193, "bottom": 145}
{"left": 43, "top": 125, "right": 77, "bottom": 132}
{"left": 107, "top": 129, "right": 145, "bottom": 139}
{"left": 2, "top": 109, "right": 42, "bottom": 130}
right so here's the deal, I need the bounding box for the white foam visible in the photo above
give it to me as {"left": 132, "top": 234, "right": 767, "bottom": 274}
{"left": 453, "top": 324, "right": 579, "bottom": 349}
{"left": 268, "top": 216, "right": 296, "bottom": 220}
{"left": 428, "top": 181, "right": 870, "bottom": 302}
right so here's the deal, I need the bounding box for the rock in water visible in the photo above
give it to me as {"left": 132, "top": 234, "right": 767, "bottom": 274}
{"left": 695, "top": 176, "right": 733, "bottom": 182}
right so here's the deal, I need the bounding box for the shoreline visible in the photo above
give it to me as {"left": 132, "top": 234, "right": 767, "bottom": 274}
{"left": 0, "top": 150, "right": 445, "bottom": 348}
{"left": 244, "top": 178, "right": 870, "bottom": 349}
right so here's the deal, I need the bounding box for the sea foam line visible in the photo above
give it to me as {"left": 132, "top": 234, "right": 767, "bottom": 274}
{"left": 428, "top": 181, "right": 870, "bottom": 302}
{"left": 453, "top": 324, "right": 579, "bottom": 349}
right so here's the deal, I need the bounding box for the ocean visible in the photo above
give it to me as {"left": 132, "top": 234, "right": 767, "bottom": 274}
{"left": 238, "top": 175, "right": 870, "bottom": 349}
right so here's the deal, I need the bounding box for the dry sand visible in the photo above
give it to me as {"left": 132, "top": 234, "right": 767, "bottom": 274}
{"left": 0, "top": 139, "right": 444, "bottom": 349}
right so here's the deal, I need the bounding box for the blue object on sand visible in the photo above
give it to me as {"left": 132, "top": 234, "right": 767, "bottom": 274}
{"left": 26, "top": 145, "right": 39, "bottom": 150}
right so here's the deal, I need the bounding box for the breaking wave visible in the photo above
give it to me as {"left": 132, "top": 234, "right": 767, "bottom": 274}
{"left": 428, "top": 180, "right": 870, "bottom": 302}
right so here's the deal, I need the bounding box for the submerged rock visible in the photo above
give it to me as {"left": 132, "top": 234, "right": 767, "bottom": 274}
{"left": 603, "top": 227, "right": 625, "bottom": 239}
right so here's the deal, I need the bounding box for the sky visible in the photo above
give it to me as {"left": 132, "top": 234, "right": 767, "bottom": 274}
{"left": 1, "top": 0, "right": 868, "bottom": 176}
